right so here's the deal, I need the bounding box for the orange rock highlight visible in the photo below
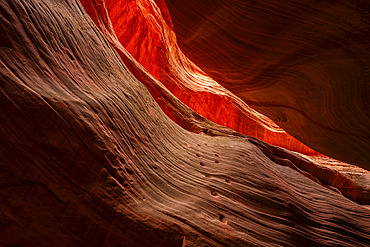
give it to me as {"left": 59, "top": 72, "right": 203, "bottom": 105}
{"left": 87, "top": 0, "right": 319, "bottom": 155}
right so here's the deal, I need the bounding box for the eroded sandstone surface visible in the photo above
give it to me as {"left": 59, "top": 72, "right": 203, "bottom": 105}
{"left": 0, "top": 0, "right": 369, "bottom": 246}
{"left": 163, "top": 0, "right": 370, "bottom": 169}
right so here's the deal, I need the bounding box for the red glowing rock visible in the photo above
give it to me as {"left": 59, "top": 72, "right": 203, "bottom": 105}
{"left": 0, "top": 0, "right": 369, "bottom": 246}
{"left": 98, "top": 0, "right": 319, "bottom": 155}
{"left": 163, "top": 0, "right": 370, "bottom": 169}
{"left": 80, "top": 0, "right": 369, "bottom": 203}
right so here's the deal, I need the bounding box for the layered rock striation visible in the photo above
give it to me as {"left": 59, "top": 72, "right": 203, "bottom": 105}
{"left": 100, "top": 0, "right": 318, "bottom": 155}
{"left": 78, "top": 0, "right": 370, "bottom": 204}
{"left": 163, "top": 0, "right": 370, "bottom": 169}
{"left": 0, "top": 0, "right": 369, "bottom": 246}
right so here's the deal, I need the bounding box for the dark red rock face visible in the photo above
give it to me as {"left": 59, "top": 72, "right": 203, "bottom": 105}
{"left": 163, "top": 0, "right": 370, "bottom": 169}
{"left": 0, "top": 0, "right": 369, "bottom": 246}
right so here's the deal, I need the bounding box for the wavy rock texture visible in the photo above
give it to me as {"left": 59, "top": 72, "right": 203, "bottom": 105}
{"left": 163, "top": 0, "right": 370, "bottom": 169}
{"left": 0, "top": 0, "right": 370, "bottom": 246}
{"left": 99, "top": 0, "right": 318, "bottom": 155}
{"left": 79, "top": 0, "right": 370, "bottom": 205}
{"left": 302, "top": 155, "right": 370, "bottom": 204}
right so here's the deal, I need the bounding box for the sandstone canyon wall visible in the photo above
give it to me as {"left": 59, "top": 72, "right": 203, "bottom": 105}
{"left": 163, "top": 0, "right": 370, "bottom": 169}
{"left": 0, "top": 0, "right": 369, "bottom": 246}
{"left": 100, "top": 0, "right": 319, "bottom": 155}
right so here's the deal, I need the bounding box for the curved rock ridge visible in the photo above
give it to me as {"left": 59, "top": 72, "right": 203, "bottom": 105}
{"left": 78, "top": 0, "right": 370, "bottom": 205}
{"left": 163, "top": 0, "right": 370, "bottom": 169}
{"left": 96, "top": 0, "right": 319, "bottom": 155}
{"left": 303, "top": 155, "right": 370, "bottom": 205}
{"left": 0, "top": 0, "right": 370, "bottom": 246}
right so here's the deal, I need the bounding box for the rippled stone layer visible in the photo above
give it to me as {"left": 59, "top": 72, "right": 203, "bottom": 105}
{"left": 0, "top": 0, "right": 369, "bottom": 246}
{"left": 164, "top": 0, "right": 370, "bottom": 169}
{"left": 98, "top": 0, "right": 318, "bottom": 155}
{"left": 79, "top": 0, "right": 370, "bottom": 204}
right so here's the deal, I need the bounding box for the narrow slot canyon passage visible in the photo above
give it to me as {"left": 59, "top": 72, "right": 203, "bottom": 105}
{"left": 79, "top": 0, "right": 370, "bottom": 205}
{"left": 0, "top": 0, "right": 369, "bottom": 246}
